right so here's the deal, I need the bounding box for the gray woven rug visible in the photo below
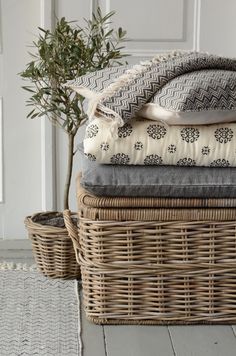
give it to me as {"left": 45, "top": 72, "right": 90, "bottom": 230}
{"left": 0, "top": 263, "right": 81, "bottom": 356}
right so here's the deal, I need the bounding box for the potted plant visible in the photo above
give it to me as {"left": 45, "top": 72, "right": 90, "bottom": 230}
{"left": 20, "top": 8, "right": 128, "bottom": 278}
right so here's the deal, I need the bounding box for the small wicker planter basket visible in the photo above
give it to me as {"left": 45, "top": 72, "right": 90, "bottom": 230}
{"left": 25, "top": 211, "right": 80, "bottom": 279}
{"left": 75, "top": 179, "right": 236, "bottom": 325}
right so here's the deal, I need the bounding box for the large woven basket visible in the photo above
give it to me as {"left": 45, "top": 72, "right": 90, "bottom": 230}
{"left": 25, "top": 211, "right": 80, "bottom": 279}
{"left": 75, "top": 179, "right": 236, "bottom": 324}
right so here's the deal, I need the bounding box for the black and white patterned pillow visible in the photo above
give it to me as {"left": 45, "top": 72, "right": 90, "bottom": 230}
{"left": 65, "top": 65, "right": 131, "bottom": 92}
{"left": 151, "top": 70, "right": 236, "bottom": 112}
{"left": 67, "top": 52, "right": 236, "bottom": 125}
{"left": 139, "top": 69, "right": 236, "bottom": 125}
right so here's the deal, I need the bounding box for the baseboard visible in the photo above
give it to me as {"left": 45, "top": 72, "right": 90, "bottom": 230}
{"left": 0, "top": 239, "right": 32, "bottom": 250}
{"left": 0, "top": 239, "right": 33, "bottom": 260}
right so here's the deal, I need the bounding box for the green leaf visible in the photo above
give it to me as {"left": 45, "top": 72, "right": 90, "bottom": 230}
{"left": 31, "top": 112, "right": 40, "bottom": 119}
{"left": 118, "top": 27, "right": 123, "bottom": 38}
{"left": 22, "top": 86, "right": 35, "bottom": 93}
{"left": 26, "top": 109, "right": 36, "bottom": 118}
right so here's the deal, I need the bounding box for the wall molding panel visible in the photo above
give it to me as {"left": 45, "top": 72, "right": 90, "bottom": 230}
{"left": 99, "top": 0, "right": 197, "bottom": 57}
{"left": 90, "top": 0, "right": 99, "bottom": 18}
{"left": 193, "top": 0, "right": 201, "bottom": 51}
{"left": 40, "top": 0, "right": 57, "bottom": 211}
{"left": 106, "top": 0, "right": 188, "bottom": 43}
{"left": 0, "top": 0, "right": 2, "bottom": 54}
{"left": 0, "top": 97, "right": 3, "bottom": 203}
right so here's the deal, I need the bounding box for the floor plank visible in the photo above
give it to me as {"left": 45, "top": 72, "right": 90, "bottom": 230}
{"left": 169, "top": 325, "right": 236, "bottom": 356}
{"left": 104, "top": 325, "right": 174, "bottom": 356}
{"left": 0, "top": 246, "right": 33, "bottom": 262}
{"left": 0, "top": 239, "right": 32, "bottom": 250}
{"left": 231, "top": 325, "right": 236, "bottom": 337}
{"left": 81, "top": 294, "right": 106, "bottom": 356}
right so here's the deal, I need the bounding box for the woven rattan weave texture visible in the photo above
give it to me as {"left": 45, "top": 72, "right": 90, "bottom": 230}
{"left": 25, "top": 212, "right": 80, "bottom": 279}
{"left": 76, "top": 181, "right": 236, "bottom": 324}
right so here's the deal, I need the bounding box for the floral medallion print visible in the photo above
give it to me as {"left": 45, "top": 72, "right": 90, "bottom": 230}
{"left": 85, "top": 153, "right": 96, "bottom": 161}
{"left": 86, "top": 124, "right": 99, "bottom": 138}
{"left": 118, "top": 123, "right": 133, "bottom": 138}
{"left": 177, "top": 158, "right": 196, "bottom": 166}
{"left": 201, "top": 146, "right": 210, "bottom": 155}
{"left": 214, "top": 127, "right": 233, "bottom": 143}
{"left": 144, "top": 154, "right": 163, "bottom": 165}
{"left": 83, "top": 118, "right": 236, "bottom": 168}
{"left": 210, "top": 159, "right": 230, "bottom": 167}
{"left": 100, "top": 142, "right": 109, "bottom": 151}
{"left": 110, "top": 153, "right": 130, "bottom": 165}
{"left": 134, "top": 141, "right": 143, "bottom": 150}
{"left": 180, "top": 128, "right": 200, "bottom": 143}
{"left": 147, "top": 124, "right": 167, "bottom": 140}
{"left": 168, "top": 144, "right": 177, "bottom": 153}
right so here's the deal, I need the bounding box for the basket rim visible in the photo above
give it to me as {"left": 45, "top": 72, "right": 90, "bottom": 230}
{"left": 25, "top": 211, "right": 77, "bottom": 233}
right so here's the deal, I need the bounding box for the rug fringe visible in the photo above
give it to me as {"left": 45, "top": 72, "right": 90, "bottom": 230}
{"left": 0, "top": 261, "right": 37, "bottom": 271}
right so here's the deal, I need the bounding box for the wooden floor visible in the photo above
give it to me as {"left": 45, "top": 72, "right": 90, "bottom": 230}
{"left": 3, "top": 248, "right": 236, "bottom": 356}
{"left": 81, "top": 301, "right": 236, "bottom": 356}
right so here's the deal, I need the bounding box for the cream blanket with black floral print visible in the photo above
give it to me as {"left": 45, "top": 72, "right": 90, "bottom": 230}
{"left": 84, "top": 118, "right": 236, "bottom": 167}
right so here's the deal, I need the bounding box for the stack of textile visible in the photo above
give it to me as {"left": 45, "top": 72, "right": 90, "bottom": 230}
{"left": 66, "top": 51, "right": 236, "bottom": 325}
{"left": 67, "top": 51, "right": 236, "bottom": 199}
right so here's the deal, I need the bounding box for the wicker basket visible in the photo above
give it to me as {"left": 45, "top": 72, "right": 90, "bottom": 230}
{"left": 25, "top": 211, "right": 80, "bottom": 279}
{"left": 75, "top": 180, "right": 236, "bottom": 324}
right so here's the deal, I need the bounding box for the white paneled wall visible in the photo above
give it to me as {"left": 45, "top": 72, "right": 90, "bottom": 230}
{"left": 199, "top": 0, "right": 236, "bottom": 56}
{"left": 0, "top": 97, "right": 3, "bottom": 204}
{"left": 55, "top": 0, "right": 92, "bottom": 213}
{"left": 0, "top": 0, "right": 236, "bottom": 239}
{"left": 0, "top": 0, "right": 42, "bottom": 239}
{"left": 40, "top": 0, "right": 56, "bottom": 214}
{"left": 102, "top": 0, "right": 197, "bottom": 54}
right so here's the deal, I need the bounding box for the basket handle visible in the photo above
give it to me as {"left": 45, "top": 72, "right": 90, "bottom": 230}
{"left": 63, "top": 210, "right": 81, "bottom": 265}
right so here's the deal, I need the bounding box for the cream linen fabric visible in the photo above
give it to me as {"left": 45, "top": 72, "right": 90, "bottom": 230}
{"left": 138, "top": 104, "right": 236, "bottom": 125}
{"left": 83, "top": 118, "right": 236, "bottom": 167}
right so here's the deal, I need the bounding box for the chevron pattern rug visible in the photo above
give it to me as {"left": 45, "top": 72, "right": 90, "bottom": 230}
{"left": 0, "top": 263, "right": 81, "bottom": 356}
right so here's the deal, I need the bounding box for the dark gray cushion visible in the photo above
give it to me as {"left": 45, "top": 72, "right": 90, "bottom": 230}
{"left": 81, "top": 154, "right": 236, "bottom": 198}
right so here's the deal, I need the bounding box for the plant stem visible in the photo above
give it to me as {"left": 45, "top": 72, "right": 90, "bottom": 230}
{"left": 64, "top": 132, "right": 75, "bottom": 210}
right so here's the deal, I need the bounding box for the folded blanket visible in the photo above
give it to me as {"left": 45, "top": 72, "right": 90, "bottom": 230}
{"left": 68, "top": 51, "right": 236, "bottom": 129}
{"left": 81, "top": 152, "right": 236, "bottom": 198}
{"left": 84, "top": 118, "right": 236, "bottom": 167}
